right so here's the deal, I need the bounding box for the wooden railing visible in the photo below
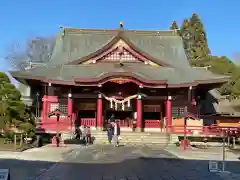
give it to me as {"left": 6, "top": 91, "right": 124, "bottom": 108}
{"left": 80, "top": 118, "right": 96, "bottom": 127}
{"left": 169, "top": 125, "right": 240, "bottom": 136}
{"left": 145, "top": 120, "right": 162, "bottom": 128}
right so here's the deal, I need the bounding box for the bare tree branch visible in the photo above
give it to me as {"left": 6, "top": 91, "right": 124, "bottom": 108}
{"left": 5, "top": 36, "right": 55, "bottom": 70}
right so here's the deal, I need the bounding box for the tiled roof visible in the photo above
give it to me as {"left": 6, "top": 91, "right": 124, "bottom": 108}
{"left": 48, "top": 28, "right": 189, "bottom": 68}
{"left": 10, "top": 27, "right": 229, "bottom": 86}
{"left": 10, "top": 63, "right": 229, "bottom": 86}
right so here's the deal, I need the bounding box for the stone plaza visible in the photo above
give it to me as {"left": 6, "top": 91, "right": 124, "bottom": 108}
{"left": 1, "top": 145, "right": 240, "bottom": 180}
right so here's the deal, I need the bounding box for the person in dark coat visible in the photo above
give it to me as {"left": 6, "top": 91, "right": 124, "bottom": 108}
{"left": 75, "top": 127, "right": 81, "bottom": 140}
{"left": 56, "top": 133, "right": 61, "bottom": 147}
{"left": 107, "top": 123, "right": 113, "bottom": 144}
{"left": 109, "top": 114, "right": 115, "bottom": 123}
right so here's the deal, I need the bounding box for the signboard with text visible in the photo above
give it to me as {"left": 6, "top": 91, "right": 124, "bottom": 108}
{"left": 79, "top": 103, "right": 96, "bottom": 110}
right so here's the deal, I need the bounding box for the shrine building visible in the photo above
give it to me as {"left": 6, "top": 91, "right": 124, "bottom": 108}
{"left": 10, "top": 23, "right": 229, "bottom": 133}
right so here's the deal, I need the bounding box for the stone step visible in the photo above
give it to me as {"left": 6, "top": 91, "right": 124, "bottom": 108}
{"left": 91, "top": 131, "right": 167, "bottom": 135}
{"left": 61, "top": 131, "right": 171, "bottom": 145}
{"left": 91, "top": 135, "right": 169, "bottom": 138}
{"left": 93, "top": 136, "right": 169, "bottom": 141}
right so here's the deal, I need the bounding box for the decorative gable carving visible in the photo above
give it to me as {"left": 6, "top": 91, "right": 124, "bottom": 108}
{"left": 98, "top": 48, "right": 140, "bottom": 62}
{"left": 82, "top": 39, "right": 160, "bottom": 66}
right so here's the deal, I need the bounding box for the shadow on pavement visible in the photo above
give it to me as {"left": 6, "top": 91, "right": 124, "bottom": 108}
{"left": 0, "top": 155, "right": 240, "bottom": 180}
{"left": 64, "top": 138, "right": 95, "bottom": 145}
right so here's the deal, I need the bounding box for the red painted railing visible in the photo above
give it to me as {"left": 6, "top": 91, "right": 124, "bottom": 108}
{"left": 41, "top": 117, "right": 71, "bottom": 132}
{"left": 145, "top": 120, "right": 162, "bottom": 128}
{"left": 119, "top": 120, "right": 133, "bottom": 127}
{"left": 118, "top": 119, "right": 162, "bottom": 128}
{"left": 81, "top": 118, "right": 96, "bottom": 127}
{"left": 169, "top": 125, "right": 240, "bottom": 136}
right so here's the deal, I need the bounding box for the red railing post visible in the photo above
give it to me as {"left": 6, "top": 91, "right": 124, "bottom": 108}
{"left": 184, "top": 118, "right": 187, "bottom": 150}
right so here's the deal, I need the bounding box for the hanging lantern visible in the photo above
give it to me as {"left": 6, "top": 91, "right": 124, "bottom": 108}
{"left": 122, "top": 102, "right": 125, "bottom": 111}
{"left": 192, "top": 96, "right": 196, "bottom": 106}
{"left": 110, "top": 99, "right": 113, "bottom": 108}
{"left": 115, "top": 102, "right": 118, "bottom": 110}
{"left": 127, "top": 99, "right": 130, "bottom": 107}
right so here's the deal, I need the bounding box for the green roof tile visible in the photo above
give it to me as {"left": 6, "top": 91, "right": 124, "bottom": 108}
{"left": 10, "top": 63, "right": 229, "bottom": 85}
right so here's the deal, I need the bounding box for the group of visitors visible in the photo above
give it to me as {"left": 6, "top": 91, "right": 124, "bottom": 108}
{"left": 107, "top": 115, "right": 121, "bottom": 147}
{"left": 75, "top": 125, "right": 92, "bottom": 145}
{"left": 74, "top": 114, "right": 121, "bottom": 147}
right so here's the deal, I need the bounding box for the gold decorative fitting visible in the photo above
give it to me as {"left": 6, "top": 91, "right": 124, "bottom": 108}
{"left": 120, "top": 21, "right": 124, "bottom": 28}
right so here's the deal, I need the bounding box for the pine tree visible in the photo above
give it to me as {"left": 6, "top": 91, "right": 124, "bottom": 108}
{"left": 170, "top": 21, "right": 179, "bottom": 30}
{"left": 189, "top": 13, "right": 210, "bottom": 61}
{"left": 0, "top": 72, "right": 35, "bottom": 137}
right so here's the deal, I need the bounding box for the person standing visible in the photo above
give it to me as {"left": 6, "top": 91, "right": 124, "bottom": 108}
{"left": 112, "top": 122, "right": 120, "bottom": 147}
{"left": 107, "top": 122, "right": 113, "bottom": 144}
{"left": 82, "top": 125, "right": 88, "bottom": 145}
{"left": 75, "top": 126, "right": 81, "bottom": 140}
{"left": 56, "top": 133, "right": 61, "bottom": 147}
{"left": 86, "top": 126, "right": 91, "bottom": 145}
{"left": 109, "top": 114, "right": 115, "bottom": 123}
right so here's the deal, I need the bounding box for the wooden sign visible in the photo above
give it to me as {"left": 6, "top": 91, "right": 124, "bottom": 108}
{"left": 79, "top": 103, "right": 96, "bottom": 110}
{"left": 144, "top": 105, "right": 161, "bottom": 112}
{"left": 109, "top": 78, "right": 132, "bottom": 84}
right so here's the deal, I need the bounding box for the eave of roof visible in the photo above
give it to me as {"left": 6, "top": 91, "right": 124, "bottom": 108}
{"left": 9, "top": 63, "right": 230, "bottom": 88}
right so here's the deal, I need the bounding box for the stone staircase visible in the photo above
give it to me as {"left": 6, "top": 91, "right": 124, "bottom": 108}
{"left": 93, "top": 131, "right": 171, "bottom": 146}
{"left": 59, "top": 130, "right": 180, "bottom": 146}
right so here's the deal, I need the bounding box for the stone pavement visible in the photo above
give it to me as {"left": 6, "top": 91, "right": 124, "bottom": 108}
{"left": 34, "top": 144, "right": 240, "bottom": 180}
{"left": 0, "top": 144, "right": 240, "bottom": 180}
{"left": 165, "top": 147, "right": 240, "bottom": 161}
{"left": 0, "top": 145, "right": 81, "bottom": 180}
{"left": 0, "top": 145, "right": 78, "bottom": 162}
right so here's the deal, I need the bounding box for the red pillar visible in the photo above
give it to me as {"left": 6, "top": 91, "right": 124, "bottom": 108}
{"left": 42, "top": 95, "right": 48, "bottom": 123}
{"left": 97, "top": 94, "right": 103, "bottom": 129}
{"left": 166, "top": 96, "right": 172, "bottom": 132}
{"left": 68, "top": 93, "right": 73, "bottom": 116}
{"left": 137, "top": 95, "right": 143, "bottom": 131}
{"left": 68, "top": 93, "right": 73, "bottom": 128}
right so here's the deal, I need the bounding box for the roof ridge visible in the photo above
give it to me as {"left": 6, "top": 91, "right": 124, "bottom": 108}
{"left": 64, "top": 27, "right": 178, "bottom": 35}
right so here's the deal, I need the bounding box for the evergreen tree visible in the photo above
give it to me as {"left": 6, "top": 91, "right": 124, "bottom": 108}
{"left": 170, "top": 21, "right": 179, "bottom": 30}
{"left": 189, "top": 13, "right": 210, "bottom": 61}
{"left": 0, "top": 72, "right": 35, "bottom": 137}
{"left": 180, "top": 19, "right": 195, "bottom": 61}
{"left": 177, "top": 14, "right": 240, "bottom": 98}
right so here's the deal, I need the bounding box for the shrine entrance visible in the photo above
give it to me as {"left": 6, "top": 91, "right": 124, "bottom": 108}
{"left": 105, "top": 110, "right": 134, "bottom": 127}
{"left": 101, "top": 81, "right": 138, "bottom": 128}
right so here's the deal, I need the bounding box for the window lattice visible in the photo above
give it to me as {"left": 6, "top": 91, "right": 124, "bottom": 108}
{"left": 59, "top": 104, "right": 68, "bottom": 114}
{"left": 100, "top": 48, "right": 141, "bottom": 62}
{"left": 50, "top": 103, "right": 59, "bottom": 112}
{"left": 49, "top": 103, "right": 67, "bottom": 118}
{"left": 172, "top": 107, "right": 187, "bottom": 118}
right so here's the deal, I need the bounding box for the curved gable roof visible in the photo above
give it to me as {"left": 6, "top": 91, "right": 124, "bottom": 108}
{"left": 47, "top": 28, "right": 190, "bottom": 68}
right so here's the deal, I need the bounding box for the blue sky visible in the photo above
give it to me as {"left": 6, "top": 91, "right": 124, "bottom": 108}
{"left": 0, "top": 0, "right": 239, "bottom": 71}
